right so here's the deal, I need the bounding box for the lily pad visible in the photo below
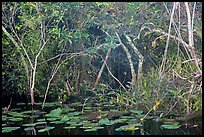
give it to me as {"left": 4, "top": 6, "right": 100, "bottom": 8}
{"left": 8, "top": 112, "right": 26, "bottom": 117}
{"left": 70, "top": 123, "right": 83, "bottom": 127}
{"left": 84, "top": 107, "right": 92, "bottom": 109}
{"left": 79, "top": 126, "right": 93, "bottom": 129}
{"left": 111, "top": 118, "right": 128, "bottom": 124}
{"left": 64, "top": 126, "right": 76, "bottom": 129}
{"left": 49, "top": 121, "right": 64, "bottom": 124}
{"left": 2, "top": 115, "right": 9, "bottom": 121}
{"left": 98, "top": 118, "right": 111, "bottom": 125}
{"left": 161, "top": 122, "right": 181, "bottom": 129}
{"left": 30, "top": 115, "right": 40, "bottom": 118}
{"left": 24, "top": 127, "right": 35, "bottom": 131}
{"left": 22, "top": 123, "right": 37, "bottom": 127}
{"left": 36, "top": 119, "right": 46, "bottom": 122}
{"left": 115, "top": 124, "right": 139, "bottom": 131}
{"left": 34, "top": 121, "right": 47, "bottom": 125}
{"left": 8, "top": 117, "right": 23, "bottom": 122}
{"left": 2, "top": 127, "right": 20, "bottom": 133}
{"left": 84, "top": 126, "right": 104, "bottom": 131}
{"left": 66, "top": 121, "right": 78, "bottom": 125}
{"left": 61, "top": 108, "right": 76, "bottom": 113}
{"left": 45, "top": 108, "right": 62, "bottom": 117}
{"left": 21, "top": 110, "right": 35, "bottom": 114}
{"left": 120, "top": 116, "right": 135, "bottom": 119}
{"left": 47, "top": 118, "right": 58, "bottom": 121}
{"left": 16, "top": 102, "right": 26, "bottom": 105}
{"left": 129, "top": 110, "right": 143, "bottom": 115}
{"left": 67, "top": 111, "right": 80, "bottom": 116}
{"left": 38, "top": 126, "right": 55, "bottom": 132}
{"left": 60, "top": 115, "right": 70, "bottom": 122}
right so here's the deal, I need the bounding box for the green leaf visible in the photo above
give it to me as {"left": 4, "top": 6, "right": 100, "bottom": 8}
{"left": 115, "top": 124, "right": 139, "bottom": 131}
{"left": 24, "top": 127, "right": 35, "bottom": 131}
{"left": 2, "top": 127, "right": 20, "bottom": 133}
{"left": 45, "top": 108, "right": 62, "bottom": 117}
{"left": 64, "top": 126, "right": 76, "bottom": 129}
{"left": 38, "top": 126, "right": 55, "bottom": 132}
{"left": 98, "top": 118, "right": 110, "bottom": 125}
{"left": 34, "top": 121, "right": 47, "bottom": 125}
{"left": 60, "top": 115, "right": 70, "bottom": 122}
{"left": 8, "top": 118, "right": 23, "bottom": 122}
{"left": 129, "top": 110, "right": 143, "bottom": 115}
{"left": 161, "top": 122, "right": 181, "bottom": 129}
{"left": 84, "top": 126, "right": 104, "bottom": 131}
{"left": 22, "top": 123, "right": 37, "bottom": 127}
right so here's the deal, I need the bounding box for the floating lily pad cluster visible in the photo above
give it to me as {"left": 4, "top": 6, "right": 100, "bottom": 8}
{"left": 2, "top": 101, "right": 182, "bottom": 134}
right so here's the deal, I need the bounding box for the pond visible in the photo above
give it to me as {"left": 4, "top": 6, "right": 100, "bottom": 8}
{"left": 2, "top": 101, "right": 202, "bottom": 135}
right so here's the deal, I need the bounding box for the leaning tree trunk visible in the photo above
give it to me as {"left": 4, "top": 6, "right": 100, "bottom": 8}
{"left": 125, "top": 35, "right": 144, "bottom": 82}
{"left": 115, "top": 32, "right": 137, "bottom": 86}
{"left": 94, "top": 48, "right": 112, "bottom": 88}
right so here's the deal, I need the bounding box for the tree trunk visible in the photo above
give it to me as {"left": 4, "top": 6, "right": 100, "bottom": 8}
{"left": 94, "top": 48, "right": 112, "bottom": 88}
{"left": 115, "top": 32, "right": 137, "bottom": 85}
{"left": 125, "top": 35, "right": 144, "bottom": 82}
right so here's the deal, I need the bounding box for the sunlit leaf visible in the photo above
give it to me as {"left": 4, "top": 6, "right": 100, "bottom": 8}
{"left": 38, "top": 126, "right": 55, "bottom": 132}
{"left": 2, "top": 127, "right": 20, "bottom": 133}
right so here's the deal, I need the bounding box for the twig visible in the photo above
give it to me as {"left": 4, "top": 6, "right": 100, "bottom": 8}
{"left": 81, "top": 97, "right": 90, "bottom": 115}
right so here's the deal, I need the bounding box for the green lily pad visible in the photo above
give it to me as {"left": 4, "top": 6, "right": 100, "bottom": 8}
{"left": 79, "top": 126, "right": 93, "bottom": 129}
{"left": 45, "top": 108, "right": 62, "bottom": 117}
{"left": 135, "top": 123, "right": 143, "bottom": 127}
{"left": 66, "top": 121, "right": 78, "bottom": 125}
{"left": 120, "top": 116, "right": 135, "bottom": 119}
{"left": 47, "top": 118, "right": 58, "bottom": 121}
{"left": 24, "top": 127, "right": 35, "bottom": 131}
{"left": 129, "top": 110, "right": 143, "bottom": 115}
{"left": 30, "top": 115, "right": 40, "bottom": 118}
{"left": 70, "top": 123, "right": 83, "bottom": 127}
{"left": 161, "top": 122, "right": 181, "bottom": 129}
{"left": 60, "top": 115, "right": 70, "bottom": 122}
{"left": 61, "top": 108, "right": 76, "bottom": 113}
{"left": 21, "top": 110, "right": 35, "bottom": 114}
{"left": 9, "top": 112, "right": 26, "bottom": 117}
{"left": 84, "top": 126, "right": 104, "bottom": 131}
{"left": 84, "top": 107, "right": 92, "bottom": 109}
{"left": 2, "top": 115, "right": 8, "bottom": 121}
{"left": 64, "top": 126, "right": 76, "bottom": 129}
{"left": 36, "top": 119, "right": 46, "bottom": 122}
{"left": 34, "top": 121, "right": 47, "bottom": 125}
{"left": 98, "top": 118, "right": 111, "bottom": 125}
{"left": 22, "top": 123, "right": 37, "bottom": 127}
{"left": 16, "top": 102, "right": 26, "bottom": 105}
{"left": 49, "top": 121, "right": 64, "bottom": 124}
{"left": 83, "top": 122, "right": 99, "bottom": 127}
{"left": 34, "top": 102, "right": 43, "bottom": 105}
{"left": 67, "top": 111, "right": 80, "bottom": 116}
{"left": 38, "top": 126, "right": 55, "bottom": 132}
{"left": 2, "top": 124, "right": 7, "bottom": 127}
{"left": 2, "top": 127, "right": 20, "bottom": 133}
{"left": 115, "top": 124, "right": 139, "bottom": 131}
{"left": 69, "top": 102, "right": 82, "bottom": 106}
{"left": 8, "top": 117, "right": 23, "bottom": 122}
{"left": 111, "top": 118, "right": 128, "bottom": 124}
